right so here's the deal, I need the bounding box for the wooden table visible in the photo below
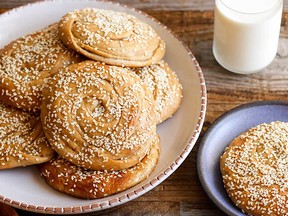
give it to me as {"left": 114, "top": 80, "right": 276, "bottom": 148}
{"left": 0, "top": 0, "right": 287, "bottom": 215}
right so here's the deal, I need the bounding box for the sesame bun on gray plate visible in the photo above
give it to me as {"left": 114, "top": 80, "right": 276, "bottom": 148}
{"left": 220, "top": 121, "right": 288, "bottom": 216}
{"left": 198, "top": 101, "right": 288, "bottom": 216}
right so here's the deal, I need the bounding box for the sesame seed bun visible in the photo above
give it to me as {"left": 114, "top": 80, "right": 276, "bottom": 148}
{"left": 41, "top": 60, "right": 156, "bottom": 171}
{"left": 133, "top": 60, "right": 182, "bottom": 124}
{"left": 220, "top": 121, "right": 288, "bottom": 216}
{"left": 58, "top": 8, "right": 165, "bottom": 67}
{"left": 0, "top": 102, "right": 55, "bottom": 169}
{"left": 0, "top": 23, "right": 83, "bottom": 112}
{"left": 38, "top": 135, "right": 160, "bottom": 199}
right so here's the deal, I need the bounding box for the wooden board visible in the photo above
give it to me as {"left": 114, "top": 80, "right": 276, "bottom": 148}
{"left": 0, "top": 0, "right": 288, "bottom": 11}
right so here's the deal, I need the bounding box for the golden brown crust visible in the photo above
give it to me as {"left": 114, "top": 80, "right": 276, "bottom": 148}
{"left": 220, "top": 121, "right": 288, "bottom": 216}
{"left": 38, "top": 135, "right": 160, "bottom": 199}
{"left": 0, "top": 102, "right": 55, "bottom": 170}
{"left": 133, "top": 60, "right": 182, "bottom": 124}
{"left": 0, "top": 23, "right": 83, "bottom": 112}
{"left": 58, "top": 8, "right": 165, "bottom": 67}
{"left": 41, "top": 60, "right": 156, "bottom": 171}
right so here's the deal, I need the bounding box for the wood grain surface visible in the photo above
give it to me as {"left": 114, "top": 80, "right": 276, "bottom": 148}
{"left": 0, "top": 0, "right": 288, "bottom": 215}
{"left": 0, "top": 0, "right": 288, "bottom": 10}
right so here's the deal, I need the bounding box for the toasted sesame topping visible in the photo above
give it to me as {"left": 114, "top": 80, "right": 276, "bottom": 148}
{"left": 59, "top": 8, "right": 166, "bottom": 67}
{"left": 221, "top": 121, "right": 288, "bottom": 215}
{"left": 0, "top": 23, "right": 81, "bottom": 112}
{"left": 133, "top": 60, "right": 182, "bottom": 124}
{"left": 0, "top": 102, "right": 54, "bottom": 169}
{"left": 38, "top": 135, "right": 160, "bottom": 199}
{"left": 42, "top": 61, "right": 156, "bottom": 171}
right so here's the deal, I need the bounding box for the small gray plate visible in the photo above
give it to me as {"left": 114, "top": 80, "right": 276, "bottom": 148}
{"left": 197, "top": 100, "right": 288, "bottom": 216}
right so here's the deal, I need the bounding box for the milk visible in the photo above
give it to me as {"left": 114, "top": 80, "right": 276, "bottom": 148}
{"left": 213, "top": 0, "right": 283, "bottom": 74}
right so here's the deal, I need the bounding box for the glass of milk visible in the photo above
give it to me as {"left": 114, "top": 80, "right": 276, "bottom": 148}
{"left": 213, "top": 0, "right": 283, "bottom": 74}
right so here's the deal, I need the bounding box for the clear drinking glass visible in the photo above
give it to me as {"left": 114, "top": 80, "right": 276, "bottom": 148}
{"left": 213, "top": 0, "right": 283, "bottom": 74}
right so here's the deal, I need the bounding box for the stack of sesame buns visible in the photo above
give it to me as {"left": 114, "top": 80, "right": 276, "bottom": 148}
{"left": 0, "top": 8, "right": 182, "bottom": 199}
{"left": 39, "top": 137, "right": 160, "bottom": 199}
{"left": 220, "top": 121, "right": 288, "bottom": 216}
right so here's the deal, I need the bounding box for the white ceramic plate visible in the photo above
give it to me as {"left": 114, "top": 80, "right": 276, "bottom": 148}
{"left": 0, "top": 0, "right": 206, "bottom": 214}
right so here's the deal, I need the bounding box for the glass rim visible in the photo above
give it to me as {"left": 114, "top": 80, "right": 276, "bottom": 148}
{"left": 218, "top": 0, "right": 283, "bottom": 15}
